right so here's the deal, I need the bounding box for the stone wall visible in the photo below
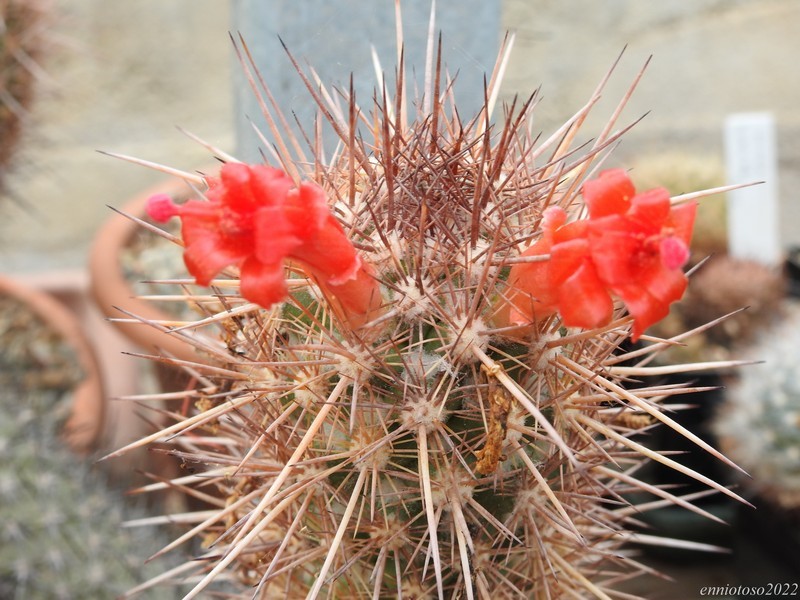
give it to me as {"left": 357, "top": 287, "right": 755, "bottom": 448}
{"left": 0, "top": 0, "right": 233, "bottom": 274}
{"left": 2, "top": 1, "right": 797, "bottom": 274}
{"left": 500, "top": 0, "right": 800, "bottom": 248}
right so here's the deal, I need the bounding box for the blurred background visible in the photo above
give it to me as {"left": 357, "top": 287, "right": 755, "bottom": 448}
{"left": 3, "top": 0, "right": 799, "bottom": 274}
{"left": 1, "top": 1, "right": 798, "bottom": 598}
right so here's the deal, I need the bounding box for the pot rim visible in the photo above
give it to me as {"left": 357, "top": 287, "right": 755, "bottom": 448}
{"left": 0, "top": 273, "right": 105, "bottom": 454}
{"left": 88, "top": 176, "right": 205, "bottom": 364}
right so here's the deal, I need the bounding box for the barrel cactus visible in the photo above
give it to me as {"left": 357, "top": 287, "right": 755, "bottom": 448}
{"left": 715, "top": 306, "right": 800, "bottom": 510}
{"left": 107, "top": 18, "right": 746, "bottom": 599}
{"left": 0, "top": 388, "right": 176, "bottom": 598}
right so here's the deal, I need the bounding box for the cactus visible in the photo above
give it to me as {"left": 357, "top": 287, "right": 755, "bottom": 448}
{"left": 715, "top": 306, "right": 800, "bottom": 510}
{"left": 0, "top": 294, "right": 83, "bottom": 396}
{"left": 0, "top": 388, "right": 184, "bottom": 599}
{"left": 107, "top": 18, "right": 747, "bottom": 600}
{"left": 0, "top": 0, "right": 47, "bottom": 187}
{"left": 0, "top": 291, "right": 190, "bottom": 598}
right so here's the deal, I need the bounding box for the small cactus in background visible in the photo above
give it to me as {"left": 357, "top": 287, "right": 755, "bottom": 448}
{"left": 0, "top": 286, "right": 188, "bottom": 598}
{"left": 0, "top": 390, "right": 179, "bottom": 599}
{"left": 107, "top": 16, "right": 748, "bottom": 599}
{"left": 0, "top": 0, "right": 48, "bottom": 188}
{"left": 715, "top": 306, "right": 800, "bottom": 510}
{"left": 0, "top": 294, "right": 83, "bottom": 395}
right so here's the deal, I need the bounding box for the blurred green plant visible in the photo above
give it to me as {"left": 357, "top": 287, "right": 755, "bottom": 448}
{"left": 715, "top": 306, "right": 800, "bottom": 510}
{"left": 631, "top": 151, "right": 728, "bottom": 261}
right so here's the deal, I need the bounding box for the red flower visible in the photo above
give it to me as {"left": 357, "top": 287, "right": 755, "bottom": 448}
{"left": 504, "top": 169, "right": 697, "bottom": 341}
{"left": 146, "top": 163, "right": 382, "bottom": 326}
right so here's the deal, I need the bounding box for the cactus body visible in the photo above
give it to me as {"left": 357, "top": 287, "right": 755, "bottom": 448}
{"left": 0, "top": 386, "right": 176, "bottom": 599}
{"left": 716, "top": 305, "right": 800, "bottom": 510}
{"left": 111, "top": 23, "right": 744, "bottom": 600}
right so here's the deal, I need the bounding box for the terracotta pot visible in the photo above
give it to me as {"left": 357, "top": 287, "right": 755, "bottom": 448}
{"left": 88, "top": 178, "right": 201, "bottom": 365}
{"left": 0, "top": 274, "right": 105, "bottom": 454}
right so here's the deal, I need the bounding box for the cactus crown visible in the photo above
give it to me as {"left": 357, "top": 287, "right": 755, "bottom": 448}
{"left": 110, "top": 14, "right": 746, "bottom": 600}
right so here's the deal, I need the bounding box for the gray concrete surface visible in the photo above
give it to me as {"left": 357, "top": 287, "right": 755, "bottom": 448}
{"left": 231, "top": 0, "right": 501, "bottom": 161}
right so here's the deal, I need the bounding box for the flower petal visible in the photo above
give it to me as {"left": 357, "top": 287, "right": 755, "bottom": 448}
{"left": 587, "top": 219, "right": 643, "bottom": 285}
{"left": 183, "top": 234, "right": 250, "bottom": 285}
{"left": 613, "top": 284, "right": 669, "bottom": 342}
{"left": 549, "top": 238, "right": 590, "bottom": 286}
{"left": 551, "top": 219, "right": 589, "bottom": 245}
{"left": 508, "top": 296, "right": 557, "bottom": 327}
{"left": 582, "top": 169, "right": 635, "bottom": 218}
{"left": 247, "top": 164, "right": 295, "bottom": 209}
{"left": 210, "top": 163, "right": 258, "bottom": 211}
{"left": 667, "top": 201, "right": 698, "bottom": 245}
{"left": 238, "top": 257, "right": 288, "bottom": 308}
{"left": 640, "top": 262, "right": 687, "bottom": 305}
{"left": 660, "top": 236, "right": 690, "bottom": 270}
{"left": 176, "top": 197, "right": 256, "bottom": 250}
{"left": 557, "top": 262, "right": 614, "bottom": 329}
{"left": 541, "top": 206, "right": 568, "bottom": 238}
{"left": 322, "top": 262, "right": 384, "bottom": 326}
{"left": 291, "top": 216, "right": 361, "bottom": 284}
{"left": 506, "top": 239, "right": 558, "bottom": 320}
{"left": 253, "top": 206, "right": 303, "bottom": 266}
{"left": 283, "top": 182, "right": 330, "bottom": 239}
{"left": 627, "top": 188, "right": 671, "bottom": 234}
{"left": 612, "top": 265, "right": 686, "bottom": 341}
{"left": 212, "top": 163, "right": 291, "bottom": 214}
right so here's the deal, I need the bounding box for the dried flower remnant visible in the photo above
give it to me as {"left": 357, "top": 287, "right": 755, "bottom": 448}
{"left": 146, "top": 162, "right": 383, "bottom": 326}
{"left": 474, "top": 364, "right": 513, "bottom": 475}
{"left": 505, "top": 169, "right": 697, "bottom": 340}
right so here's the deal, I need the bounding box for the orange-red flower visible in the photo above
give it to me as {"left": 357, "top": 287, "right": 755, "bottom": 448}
{"left": 504, "top": 169, "right": 697, "bottom": 341}
{"left": 147, "top": 163, "right": 382, "bottom": 326}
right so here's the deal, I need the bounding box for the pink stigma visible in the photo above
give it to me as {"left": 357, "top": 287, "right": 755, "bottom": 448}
{"left": 660, "top": 236, "right": 690, "bottom": 270}
{"left": 146, "top": 193, "right": 179, "bottom": 223}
